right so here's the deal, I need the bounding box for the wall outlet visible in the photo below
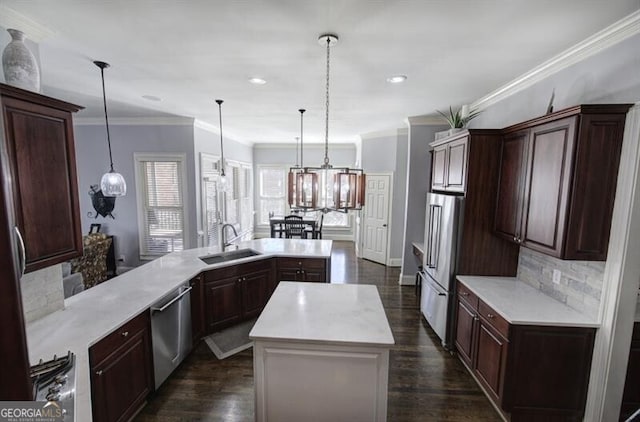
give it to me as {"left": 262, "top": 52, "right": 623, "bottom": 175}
{"left": 552, "top": 269, "right": 561, "bottom": 285}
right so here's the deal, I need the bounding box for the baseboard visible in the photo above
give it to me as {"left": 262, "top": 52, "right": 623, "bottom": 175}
{"left": 387, "top": 258, "right": 402, "bottom": 267}
{"left": 399, "top": 274, "right": 417, "bottom": 286}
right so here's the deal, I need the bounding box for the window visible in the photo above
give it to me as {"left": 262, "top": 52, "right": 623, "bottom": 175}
{"left": 257, "top": 165, "right": 350, "bottom": 228}
{"left": 258, "top": 166, "right": 286, "bottom": 225}
{"left": 135, "top": 153, "right": 188, "bottom": 259}
{"left": 225, "top": 160, "right": 253, "bottom": 236}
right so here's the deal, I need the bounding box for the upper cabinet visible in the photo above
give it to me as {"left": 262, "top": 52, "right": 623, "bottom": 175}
{"left": 494, "top": 104, "right": 632, "bottom": 260}
{"left": 430, "top": 133, "right": 469, "bottom": 193}
{"left": 0, "top": 83, "right": 84, "bottom": 273}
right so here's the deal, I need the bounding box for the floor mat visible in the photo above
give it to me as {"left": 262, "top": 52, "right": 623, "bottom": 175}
{"left": 204, "top": 318, "right": 256, "bottom": 359}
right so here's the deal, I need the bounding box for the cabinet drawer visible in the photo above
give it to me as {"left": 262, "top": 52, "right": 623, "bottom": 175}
{"left": 204, "top": 258, "right": 272, "bottom": 282}
{"left": 90, "top": 310, "right": 150, "bottom": 365}
{"left": 478, "top": 300, "right": 509, "bottom": 339}
{"left": 457, "top": 282, "right": 478, "bottom": 310}
{"left": 278, "top": 257, "right": 327, "bottom": 270}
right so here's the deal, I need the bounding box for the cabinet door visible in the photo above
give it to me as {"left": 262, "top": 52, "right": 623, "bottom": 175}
{"left": 301, "top": 268, "right": 326, "bottom": 282}
{"left": 445, "top": 137, "right": 468, "bottom": 192}
{"left": 431, "top": 145, "right": 448, "bottom": 190}
{"left": 2, "top": 94, "right": 82, "bottom": 272}
{"left": 241, "top": 269, "right": 271, "bottom": 319}
{"left": 190, "top": 276, "right": 205, "bottom": 346}
{"left": 204, "top": 277, "right": 242, "bottom": 333}
{"left": 454, "top": 299, "right": 476, "bottom": 368}
{"left": 520, "top": 117, "right": 576, "bottom": 256}
{"left": 90, "top": 313, "right": 153, "bottom": 422}
{"left": 494, "top": 130, "right": 528, "bottom": 242}
{"left": 620, "top": 323, "right": 640, "bottom": 420}
{"left": 475, "top": 319, "right": 508, "bottom": 405}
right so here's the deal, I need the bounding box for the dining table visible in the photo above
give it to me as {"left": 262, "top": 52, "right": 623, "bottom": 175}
{"left": 269, "top": 215, "right": 320, "bottom": 239}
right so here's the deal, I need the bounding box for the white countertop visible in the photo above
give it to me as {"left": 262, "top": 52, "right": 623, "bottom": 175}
{"left": 457, "top": 276, "right": 599, "bottom": 328}
{"left": 250, "top": 282, "right": 395, "bottom": 347}
{"left": 25, "top": 238, "right": 332, "bottom": 421}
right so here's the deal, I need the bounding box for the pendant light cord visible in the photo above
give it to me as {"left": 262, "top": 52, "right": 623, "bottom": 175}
{"left": 323, "top": 36, "right": 331, "bottom": 168}
{"left": 299, "top": 109, "right": 305, "bottom": 168}
{"left": 98, "top": 64, "right": 115, "bottom": 172}
{"left": 216, "top": 99, "right": 225, "bottom": 177}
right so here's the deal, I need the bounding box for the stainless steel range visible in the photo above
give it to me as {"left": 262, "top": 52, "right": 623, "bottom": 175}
{"left": 30, "top": 351, "right": 76, "bottom": 420}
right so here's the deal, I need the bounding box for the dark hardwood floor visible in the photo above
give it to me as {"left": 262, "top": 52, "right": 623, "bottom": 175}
{"left": 135, "top": 241, "right": 501, "bottom": 421}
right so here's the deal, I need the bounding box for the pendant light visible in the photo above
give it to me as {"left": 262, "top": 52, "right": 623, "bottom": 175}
{"left": 216, "top": 99, "right": 227, "bottom": 192}
{"left": 304, "top": 34, "right": 365, "bottom": 213}
{"left": 94, "top": 61, "right": 126, "bottom": 197}
{"left": 288, "top": 109, "right": 318, "bottom": 210}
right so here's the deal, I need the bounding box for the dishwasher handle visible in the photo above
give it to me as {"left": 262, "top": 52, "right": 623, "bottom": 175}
{"left": 151, "top": 286, "right": 192, "bottom": 313}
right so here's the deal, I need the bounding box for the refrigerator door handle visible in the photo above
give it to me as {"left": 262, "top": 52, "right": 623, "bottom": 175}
{"left": 14, "top": 226, "right": 26, "bottom": 276}
{"left": 427, "top": 205, "right": 442, "bottom": 269}
{"left": 423, "top": 273, "right": 447, "bottom": 296}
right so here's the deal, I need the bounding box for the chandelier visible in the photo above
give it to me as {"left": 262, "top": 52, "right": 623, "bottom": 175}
{"left": 288, "top": 109, "right": 318, "bottom": 209}
{"left": 289, "top": 33, "right": 366, "bottom": 213}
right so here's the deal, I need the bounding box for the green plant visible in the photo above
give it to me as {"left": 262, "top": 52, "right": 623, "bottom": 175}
{"left": 437, "top": 106, "right": 481, "bottom": 129}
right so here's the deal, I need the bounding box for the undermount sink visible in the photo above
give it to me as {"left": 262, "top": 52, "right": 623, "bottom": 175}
{"left": 199, "top": 248, "right": 261, "bottom": 265}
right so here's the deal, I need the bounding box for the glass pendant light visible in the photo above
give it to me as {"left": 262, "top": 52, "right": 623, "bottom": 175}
{"left": 305, "top": 34, "right": 365, "bottom": 213}
{"left": 288, "top": 109, "right": 318, "bottom": 210}
{"left": 215, "top": 99, "right": 227, "bottom": 192}
{"left": 94, "top": 61, "right": 126, "bottom": 197}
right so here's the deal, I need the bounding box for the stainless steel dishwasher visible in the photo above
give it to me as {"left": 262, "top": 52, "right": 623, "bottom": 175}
{"left": 150, "top": 282, "right": 192, "bottom": 389}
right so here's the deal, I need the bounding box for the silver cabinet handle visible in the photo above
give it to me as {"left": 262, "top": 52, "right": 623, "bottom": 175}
{"left": 121, "top": 331, "right": 129, "bottom": 337}
{"left": 14, "top": 226, "right": 26, "bottom": 276}
{"left": 96, "top": 370, "right": 103, "bottom": 376}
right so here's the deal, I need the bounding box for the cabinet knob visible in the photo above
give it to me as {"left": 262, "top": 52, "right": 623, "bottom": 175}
{"left": 298, "top": 261, "right": 302, "bottom": 266}
{"left": 513, "top": 236, "right": 518, "bottom": 242}
{"left": 96, "top": 370, "right": 103, "bottom": 376}
{"left": 121, "top": 331, "right": 129, "bottom": 337}
{"left": 461, "top": 292, "right": 469, "bottom": 296}
{"left": 487, "top": 313, "right": 494, "bottom": 319}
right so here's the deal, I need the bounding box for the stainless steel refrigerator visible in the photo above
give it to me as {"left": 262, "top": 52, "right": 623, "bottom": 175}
{"left": 420, "top": 192, "right": 463, "bottom": 349}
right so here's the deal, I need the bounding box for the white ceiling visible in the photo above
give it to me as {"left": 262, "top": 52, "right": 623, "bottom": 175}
{"left": 2, "top": 1, "right": 639, "bottom": 144}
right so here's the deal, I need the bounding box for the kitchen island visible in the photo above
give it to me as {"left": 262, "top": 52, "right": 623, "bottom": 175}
{"left": 250, "top": 282, "right": 395, "bottom": 422}
{"left": 25, "top": 238, "right": 332, "bottom": 422}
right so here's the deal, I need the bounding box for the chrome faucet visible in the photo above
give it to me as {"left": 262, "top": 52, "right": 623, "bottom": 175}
{"left": 221, "top": 223, "right": 239, "bottom": 249}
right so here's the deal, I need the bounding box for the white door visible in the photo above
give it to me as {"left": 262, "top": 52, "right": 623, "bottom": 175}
{"left": 362, "top": 174, "right": 391, "bottom": 264}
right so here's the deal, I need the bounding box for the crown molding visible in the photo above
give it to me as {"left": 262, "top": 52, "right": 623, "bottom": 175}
{"left": 193, "top": 119, "right": 253, "bottom": 146}
{"left": 0, "top": 6, "right": 56, "bottom": 42}
{"left": 253, "top": 142, "right": 356, "bottom": 150}
{"left": 472, "top": 10, "right": 640, "bottom": 111}
{"left": 405, "top": 115, "right": 447, "bottom": 126}
{"left": 74, "top": 116, "right": 194, "bottom": 126}
{"left": 360, "top": 127, "right": 408, "bottom": 140}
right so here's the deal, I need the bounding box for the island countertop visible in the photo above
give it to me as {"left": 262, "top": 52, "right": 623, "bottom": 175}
{"left": 25, "top": 238, "right": 332, "bottom": 422}
{"left": 457, "top": 275, "right": 599, "bottom": 328}
{"left": 250, "top": 281, "right": 395, "bottom": 347}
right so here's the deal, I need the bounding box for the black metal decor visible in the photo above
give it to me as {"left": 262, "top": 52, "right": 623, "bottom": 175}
{"left": 88, "top": 185, "right": 116, "bottom": 218}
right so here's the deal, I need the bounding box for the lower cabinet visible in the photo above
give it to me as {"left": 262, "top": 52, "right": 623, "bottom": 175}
{"left": 621, "top": 322, "right": 640, "bottom": 421}
{"left": 454, "top": 282, "right": 595, "bottom": 421}
{"left": 89, "top": 310, "right": 154, "bottom": 422}
{"left": 202, "top": 259, "right": 274, "bottom": 334}
{"left": 190, "top": 275, "right": 205, "bottom": 347}
{"left": 275, "top": 257, "right": 329, "bottom": 285}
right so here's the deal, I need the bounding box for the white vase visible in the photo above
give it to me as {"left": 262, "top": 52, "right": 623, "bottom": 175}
{"left": 2, "top": 29, "right": 41, "bottom": 92}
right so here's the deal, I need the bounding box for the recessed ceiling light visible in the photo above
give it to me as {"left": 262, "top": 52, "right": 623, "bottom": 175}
{"left": 249, "top": 77, "right": 267, "bottom": 85}
{"left": 142, "top": 95, "right": 162, "bottom": 101}
{"left": 386, "top": 75, "right": 407, "bottom": 84}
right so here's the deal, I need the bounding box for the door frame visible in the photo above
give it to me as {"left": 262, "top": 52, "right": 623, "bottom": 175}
{"left": 585, "top": 103, "right": 640, "bottom": 421}
{"left": 358, "top": 172, "right": 394, "bottom": 266}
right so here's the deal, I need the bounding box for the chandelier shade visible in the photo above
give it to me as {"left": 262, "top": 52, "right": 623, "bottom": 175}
{"left": 94, "top": 60, "right": 126, "bottom": 197}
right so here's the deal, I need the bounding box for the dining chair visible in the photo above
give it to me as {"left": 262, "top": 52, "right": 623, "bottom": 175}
{"left": 306, "top": 213, "right": 324, "bottom": 239}
{"left": 284, "top": 215, "right": 307, "bottom": 239}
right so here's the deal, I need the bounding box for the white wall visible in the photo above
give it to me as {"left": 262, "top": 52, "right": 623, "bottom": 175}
{"left": 360, "top": 130, "right": 409, "bottom": 265}
{"left": 73, "top": 122, "right": 196, "bottom": 267}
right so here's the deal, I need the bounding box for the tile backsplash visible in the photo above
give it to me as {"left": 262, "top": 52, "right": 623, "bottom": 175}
{"left": 517, "top": 247, "right": 604, "bottom": 320}
{"left": 20, "top": 264, "right": 65, "bottom": 323}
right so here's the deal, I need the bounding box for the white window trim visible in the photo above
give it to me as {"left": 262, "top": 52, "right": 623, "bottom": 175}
{"left": 134, "top": 152, "right": 190, "bottom": 260}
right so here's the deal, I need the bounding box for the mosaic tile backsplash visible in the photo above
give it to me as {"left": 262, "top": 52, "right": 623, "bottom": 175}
{"left": 517, "top": 247, "right": 604, "bottom": 321}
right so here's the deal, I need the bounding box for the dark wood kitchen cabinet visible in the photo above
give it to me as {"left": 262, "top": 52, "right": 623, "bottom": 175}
{"left": 89, "top": 310, "right": 154, "bottom": 422}
{"left": 620, "top": 322, "right": 640, "bottom": 421}
{"left": 0, "top": 83, "right": 83, "bottom": 273}
{"left": 495, "top": 104, "right": 632, "bottom": 260}
{"left": 430, "top": 129, "right": 520, "bottom": 276}
{"left": 454, "top": 280, "right": 596, "bottom": 421}
{"left": 190, "top": 275, "right": 205, "bottom": 347}
{"left": 430, "top": 134, "right": 468, "bottom": 193}
{"left": 275, "top": 257, "right": 329, "bottom": 287}
{"left": 203, "top": 259, "right": 274, "bottom": 333}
